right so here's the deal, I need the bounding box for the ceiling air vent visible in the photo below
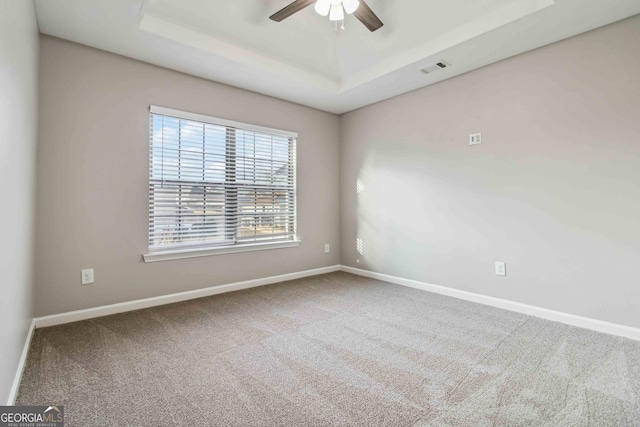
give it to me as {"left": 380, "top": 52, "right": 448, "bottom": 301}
{"left": 420, "top": 61, "right": 450, "bottom": 75}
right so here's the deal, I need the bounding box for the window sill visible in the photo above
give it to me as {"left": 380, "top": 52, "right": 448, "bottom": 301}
{"left": 143, "top": 240, "right": 301, "bottom": 263}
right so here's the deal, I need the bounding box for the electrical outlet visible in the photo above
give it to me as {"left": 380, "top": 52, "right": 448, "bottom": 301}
{"left": 495, "top": 262, "right": 506, "bottom": 277}
{"left": 81, "top": 269, "right": 94, "bottom": 285}
{"left": 324, "top": 244, "right": 330, "bottom": 254}
{"left": 469, "top": 133, "right": 482, "bottom": 145}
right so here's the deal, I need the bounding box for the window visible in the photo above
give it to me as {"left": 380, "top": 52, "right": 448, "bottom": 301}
{"left": 145, "top": 106, "right": 298, "bottom": 261}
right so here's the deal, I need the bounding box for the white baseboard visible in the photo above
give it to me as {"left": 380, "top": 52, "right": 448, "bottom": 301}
{"left": 341, "top": 265, "right": 640, "bottom": 342}
{"left": 34, "top": 265, "right": 340, "bottom": 328}
{"left": 7, "top": 318, "right": 36, "bottom": 405}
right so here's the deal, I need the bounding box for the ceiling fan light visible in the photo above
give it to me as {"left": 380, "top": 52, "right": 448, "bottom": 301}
{"left": 342, "top": 0, "right": 360, "bottom": 14}
{"left": 329, "top": 4, "right": 344, "bottom": 21}
{"left": 314, "top": 0, "right": 331, "bottom": 17}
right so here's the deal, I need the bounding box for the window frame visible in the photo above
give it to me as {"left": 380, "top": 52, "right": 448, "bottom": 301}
{"left": 143, "top": 106, "right": 300, "bottom": 263}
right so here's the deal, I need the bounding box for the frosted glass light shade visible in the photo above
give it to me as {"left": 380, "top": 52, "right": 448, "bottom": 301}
{"left": 329, "top": 4, "right": 345, "bottom": 21}
{"left": 342, "top": 0, "right": 360, "bottom": 14}
{"left": 314, "top": 0, "right": 331, "bottom": 16}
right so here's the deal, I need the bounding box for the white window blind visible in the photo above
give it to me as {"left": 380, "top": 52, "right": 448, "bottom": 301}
{"left": 148, "top": 106, "right": 297, "bottom": 254}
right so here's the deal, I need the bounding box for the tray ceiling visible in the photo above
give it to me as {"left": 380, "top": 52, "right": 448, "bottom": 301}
{"left": 35, "top": 0, "right": 640, "bottom": 113}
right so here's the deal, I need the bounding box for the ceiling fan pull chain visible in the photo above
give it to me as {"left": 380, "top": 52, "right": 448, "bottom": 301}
{"left": 341, "top": 19, "right": 345, "bottom": 30}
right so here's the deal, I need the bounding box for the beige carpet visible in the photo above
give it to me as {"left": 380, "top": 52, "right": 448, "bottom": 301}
{"left": 17, "top": 272, "right": 640, "bottom": 426}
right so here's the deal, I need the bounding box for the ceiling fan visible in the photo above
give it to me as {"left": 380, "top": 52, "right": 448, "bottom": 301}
{"left": 270, "top": 0, "right": 384, "bottom": 32}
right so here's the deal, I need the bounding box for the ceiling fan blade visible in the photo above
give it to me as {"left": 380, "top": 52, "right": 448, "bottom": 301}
{"left": 269, "top": 0, "right": 316, "bottom": 22}
{"left": 353, "top": 0, "right": 384, "bottom": 32}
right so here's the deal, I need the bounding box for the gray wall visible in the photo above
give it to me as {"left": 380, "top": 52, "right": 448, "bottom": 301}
{"left": 340, "top": 16, "right": 640, "bottom": 329}
{"left": 0, "top": 0, "right": 39, "bottom": 404}
{"left": 35, "top": 36, "right": 340, "bottom": 317}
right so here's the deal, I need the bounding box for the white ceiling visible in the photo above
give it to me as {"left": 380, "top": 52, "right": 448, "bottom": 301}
{"left": 35, "top": 0, "right": 640, "bottom": 114}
